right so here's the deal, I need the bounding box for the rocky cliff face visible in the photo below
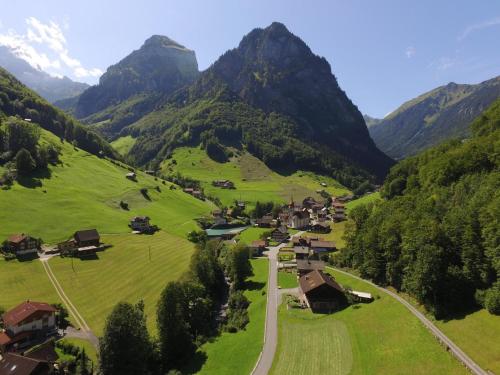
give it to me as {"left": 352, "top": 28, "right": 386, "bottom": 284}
{"left": 369, "top": 76, "right": 500, "bottom": 159}
{"left": 0, "top": 46, "right": 89, "bottom": 103}
{"left": 74, "top": 35, "right": 199, "bottom": 118}
{"left": 122, "top": 23, "right": 393, "bottom": 185}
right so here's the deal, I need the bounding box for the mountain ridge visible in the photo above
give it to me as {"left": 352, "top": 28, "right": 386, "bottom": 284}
{"left": 369, "top": 76, "right": 500, "bottom": 159}
{"left": 0, "top": 46, "right": 89, "bottom": 103}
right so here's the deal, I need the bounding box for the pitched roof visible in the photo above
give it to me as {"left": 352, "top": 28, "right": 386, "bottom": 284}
{"left": 7, "top": 234, "right": 29, "bottom": 244}
{"left": 251, "top": 240, "right": 267, "bottom": 247}
{"left": 74, "top": 229, "right": 100, "bottom": 242}
{"left": 293, "top": 246, "right": 310, "bottom": 254}
{"left": 299, "top": 270, "right": 344, "bottom": 294}
{"left": 310, "top": 240, "right": 336, "bottom": 249}
{"left": 2, "top": 301, "right": 57, "bottom": 327}
{"left": 0, "top": 353, "right": 49, "bottom": 375}
{"left": 25, "top": 342, "right": 59, "bottom": 363}
{"left": 296, "top": 259, "right": 325, "bottom": 271}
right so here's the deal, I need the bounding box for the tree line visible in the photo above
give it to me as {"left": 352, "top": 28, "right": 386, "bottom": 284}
{"left": 335, "top": 99, "right": 500, "bottom": 318}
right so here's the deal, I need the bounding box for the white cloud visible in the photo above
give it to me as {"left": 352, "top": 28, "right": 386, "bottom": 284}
{"left": 427, "top": 57, "right": 456, "bottom": 72}
{"left": 0, "top": 17, "right": 102, "bottom": 81}
{"left": 405, "top": 46, "right": 416, "bottom": 59}
{"left": 458, "top": 16, "right": 500, "bottom": 41}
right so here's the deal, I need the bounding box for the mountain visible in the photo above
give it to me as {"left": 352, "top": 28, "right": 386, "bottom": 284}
{"left": 363, "top": 114, "right": 382, "bottom": 128}
{"left": 73, "top": 35, "right": 199, "bottom": 124}
{"left": 0, "top": 46, "right": 89, "bottom": 102}
{"left": 114, "top": 23, "right": 394, "bottom": 187}
{"left": 339, "top": 98, "right": 500, "bottom": 318}
{"left": 369, "top": 76, "right": 500, "bottom": 159}
{"left": 0, "top": 67, "right": 116, "bottom": 158}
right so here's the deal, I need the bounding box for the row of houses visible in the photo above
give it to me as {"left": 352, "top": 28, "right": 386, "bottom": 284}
{"left": 183, "top": 187, "right": 204, "bottom": 200}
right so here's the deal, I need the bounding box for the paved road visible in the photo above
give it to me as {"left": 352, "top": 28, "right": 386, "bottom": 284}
{"left": 40, "top": 258, "right": 99, "bottom": 350}
{"left": 252, "top": 232, "right": 303, "bottom": 375}
{"left": 329, "top": 267, "right": 489, "bottom": 375}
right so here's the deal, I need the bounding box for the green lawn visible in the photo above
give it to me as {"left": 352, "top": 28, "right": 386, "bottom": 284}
{"left": 161, "top": 146, "right": 350, "bottom": 209}
{"left": 435, "top": 309, "right": 500, "bottom": 374}
{"left": 278, "top": 270, "right": 297, "bottom": 289}
{"left": 271, "top": 267, "right": 467, "bottom": 375}
{"left": 346, "top": 192, "right": 381, "bottom": 212}
{"left": 189, "top": 259, "right": 268, "bottom": 375}
{"left": 304, "top": 221, "right": 347, "bottom": 248}
{"left": 237, "top": 227, "right": 270, "bottom": 244}
{"left": 57, "top": 338, "right": 98, "bottom": 365}
{"left": 0, "top": 259, "right": 61, "bottom": 311}
{"left": 110, "top": 135, "right": 136, "bottom": 156}
{"left": 48, "top": 231, "right": 195, "bottom": 336}
{"left": 0, "top": 131, "right": 213, "bottom": 243}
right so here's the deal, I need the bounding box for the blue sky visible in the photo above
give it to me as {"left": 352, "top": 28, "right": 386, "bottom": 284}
{"left": 1, "top": 0, "right": 499, "bottom": 117}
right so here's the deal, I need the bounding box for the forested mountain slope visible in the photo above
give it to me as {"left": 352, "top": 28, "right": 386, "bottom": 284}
{"left": 116, "top": 23, "right": 394, "bottom": 188}
{"left": 0, "top": 67, "right": 116, "bottom": 158}
{"left": 369, "top": 76, "right": 500, "bottom": 159}
{"left": 0, "top": 46, "right": 89, "bottom": 102}
{"left": 339, "top": 98, "right": 500, "bottom": 318}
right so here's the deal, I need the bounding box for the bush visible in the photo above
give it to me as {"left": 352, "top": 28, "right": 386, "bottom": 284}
{"left": 485, "top": 286, "right": 500, "bottom": 315}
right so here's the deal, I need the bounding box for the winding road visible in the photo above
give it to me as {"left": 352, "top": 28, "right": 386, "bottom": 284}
{"left": 250, "top": 237, "right": 489, "bottom": 375}
{"left": 329, "top": 267, "right": 489, "bottom": 375}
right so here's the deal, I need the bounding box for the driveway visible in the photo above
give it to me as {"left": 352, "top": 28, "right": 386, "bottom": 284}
{"left": 251, "top": 232, "right": 303, "bottom": 375}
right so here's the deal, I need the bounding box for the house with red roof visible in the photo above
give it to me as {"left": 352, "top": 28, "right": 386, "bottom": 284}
{"left": 0, "top": 301, "right": 57, "bottom": 353}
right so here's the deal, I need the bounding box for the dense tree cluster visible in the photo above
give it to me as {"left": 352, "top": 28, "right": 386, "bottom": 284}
{"left": 337, "top": 99, "right": 500, "bottom": 318}
{"left": 0, "top": 67, "right": 117, "bottom": 158}
{"left": 0, "top": 117, "right": 60, "bottom": 180}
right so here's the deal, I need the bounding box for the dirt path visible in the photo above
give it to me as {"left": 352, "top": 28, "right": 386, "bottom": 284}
{"left": 40, "top": 258, "right": 99, "bottom": 350}
{"left": 329, "top": 267, "right": 489, "bottom": 375}
{"left": 252, "top": 231, "right": 304, "bottom": 375}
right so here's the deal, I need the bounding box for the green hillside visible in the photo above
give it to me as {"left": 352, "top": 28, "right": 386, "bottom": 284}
{"left": 0, "top": 129, "right": 213, "bottom": 243}
{"left": 160, "top": 146, "right": 351, "bottom": 208}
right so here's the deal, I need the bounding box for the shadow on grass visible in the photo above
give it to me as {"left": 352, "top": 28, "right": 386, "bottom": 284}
{"left": 244, "top": 280, "right": 265, "bottom": 291}
{"left": 439, "top": 305, "right": 482, "bottom": 323}
{"left": 78, "top": 253, "right": 99, "bottom": 261}
{"left": 179, "top": 350, "right": 208, "bottom": 375}
{"left": 17, "top": 168, "right": 52, "bottom": 189}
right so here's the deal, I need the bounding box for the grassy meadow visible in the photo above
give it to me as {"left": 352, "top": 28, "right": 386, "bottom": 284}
{"left": 110, "top": 135, "right": 136, "bottom": 156}
{"left": 346, "top": 192, "right": 381, "bottom": 212}
{"left": 187, "top": 258, "right": 268, "bottom": 375}
{"left": 0, "top": 259, "right": 61, "bottom": 311}
{"left": 0, "top": 130, "right": 213, "bottom": 243}
{"left": 277, "top": 270, "right": 297, "bottom": 289}
{"left": 270, "top": 267, "right": 468, "bottom": 375}
{"left": 160, "top": 146, "right": 350, "bottom": 209}
{"left": 48, "top": 231, "right": 195, "bottom": 336}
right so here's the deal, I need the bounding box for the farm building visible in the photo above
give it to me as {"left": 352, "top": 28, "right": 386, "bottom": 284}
{"left": 293, "top": 246, "right": 310, "bottom": 260}
{"left": 332, "top": 213, "right": 346, "bottom": 222}
{"left": 296, "top": 259, "right": 325, "bottom": 276}
{"left": 310, "top": 240, "right": 336, "bottom": 253}
{"left": 74, "top": 229, "right": 100, "bottom": 247}
{"left": 310, "top": 222, "right": 331, "bottom": 233}
{"left": 4, "top": 234, "right": 40, "bottom": 256}
{"left": 255, "top": 215, "right": 273, "bottom": 228}
{"left": 249, "top": 240, "right": 268, "bottom": 256}
{"left": 0, "top": 301, "right": 57, "bottom": 353}
{"left": 129, "top": 216, "right": 154, "bottom": 233}
{"left": 125, "top": 172, "right": 136, "bottom": 180}
{"left": 271, "top": 226, "right": 289, "bottom": 243}
{"left": 299, "top": 270, "right": 347, "bottom": 312}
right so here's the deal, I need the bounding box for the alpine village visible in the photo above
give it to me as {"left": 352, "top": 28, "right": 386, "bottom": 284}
{"left": 0, "top": 3, "right": 499, "bottom": 375}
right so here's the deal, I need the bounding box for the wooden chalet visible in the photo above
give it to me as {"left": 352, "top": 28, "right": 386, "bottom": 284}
{"left": 129, "top": 216, "right": 152, "bottom": 233}
{"left": 255, "top": 215, "right": 273, "bottom": 228}
{"left": 310, "top": 240, "right": 336, "bottom": 253}
{"left": 271, "top": 226, "right": 289, "bottom": 243}
{"left": 299, "top": 270, "right": 347, "bottom": 312}
{"left": 296, "top": 259, "right": 325, "bottom": 276}
{"left": 293, "top": 246, "right": 310, "bottom": 260}
{"left": 310, "top": 222, "right": 331, "bottom": 233}
{"left": 5, "top": 234, "right": 39, "bottom": 256}
{"left": 73, "top": 229, "right": 100, "bottom": 256}
{"left": 249, "top": 240, "right": 268, "bottom": 256}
